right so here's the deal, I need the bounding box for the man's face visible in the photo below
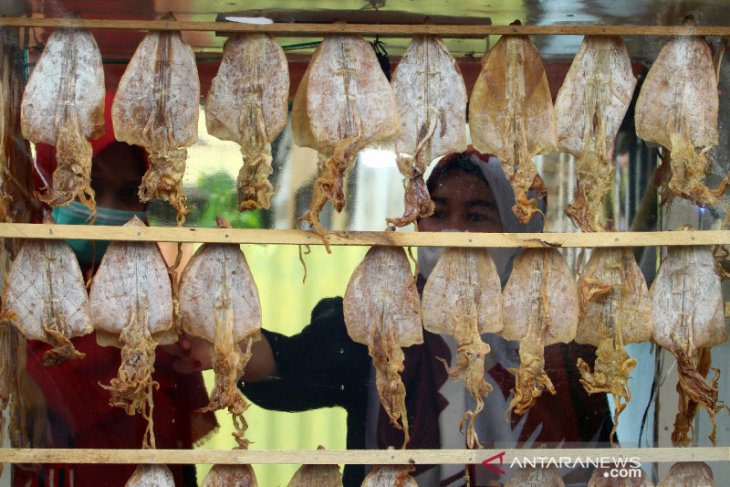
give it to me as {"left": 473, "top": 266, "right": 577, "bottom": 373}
{"left": 419, "top": 169, "right": 503, "bottom": 233}
{"left": 91, "top": 142, "right": 146, "bottom": 211}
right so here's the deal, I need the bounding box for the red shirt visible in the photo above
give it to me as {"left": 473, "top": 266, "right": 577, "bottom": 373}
{"left": 14, "top": 334, "right": 217, "bottom": 487}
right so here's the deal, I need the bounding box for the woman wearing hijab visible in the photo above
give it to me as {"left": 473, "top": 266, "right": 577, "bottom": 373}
{"left": 15, "top": 93, "right": 216, "bottom": 487}
{"left": 178, "top": 150, "right": 613, "bottom": 486}
{"left": 414, "top": 151, "right": 612, "bottom": 486}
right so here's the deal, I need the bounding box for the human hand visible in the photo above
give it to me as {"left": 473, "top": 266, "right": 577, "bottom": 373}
{"left": 163, "top": 334, "right": 213, "bottom": 374}
{"left": 164, "top": 333, "right": 276, "bottom": 381}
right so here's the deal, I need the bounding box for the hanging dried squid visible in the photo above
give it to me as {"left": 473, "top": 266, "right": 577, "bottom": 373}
{"left": 292, "top": 33, "right": 400, "bottom": 245}
{"left": 361, "top": 465, "right": 418, "bottom": 487}
{"left": 20, "top": 21, "right": 104, "bottom": 212}
{"left": 89, "top": 216, "right": 176, "bottom": 448}
{"left": 1, "top": 34, "right": 36, "bottom": 462}
{"left": 203, "top": 463, "right": 258, "bottom": 487}
{"left": 125, "top": 464, "right": 175, "bottom": 487}
{"left": 2, "top": 215, "right": 92, "bottom": 365}
{"left": 206, "top": 34, "right": 289, "bottom": 210}
{"left": 387, "top": 35, "right": 467, "bottom": 227}
{"left": 179, "top": 217, "right": 262, "bottom": 448}
{"left": 651, "top": 245, "right": 727, "bottom": 446}
{"left": 501, "top": 248, "right": 579, "bottom": 415}
{"left": 421, "top": 247, "right": 502, "bottom": 448}
{"left": 657, "top": 462, "right": 716, "bottom": 487}
{"left": 287, "top": 447, "right": 342, "bottom": 487}
{"left": 7, "top": 326, "right": 28, "bottom": 450}
{"left": 469, "top": 25, "right": 556, "bottom": 224}
{"left": 343, "top": 246, "right": 423, "bottom": 448}
{"left": 504, "top": 466, "right": 564, "bottom": 487}
{"left": 555, "top": 36, "right": 636, "bottom": 231}
{"left": 0, "top": 56, "right": 9, "bottom": 221}
{"left": 0, "top": 324, "right": 9, "bottom": 476}
{"left": 635, "top": 32, "right": 727, "bottom": 208}
{"left": 112, "top": 14, "right": 199, "bottom": 224}
{"left": 0, "top": 33, "right": 35, "bottom": 225}
{"left": 0, "top": 246, "right": 9, "bottom": 454}
{"left": 575, "top": 247, "right": 652, "bottom": 443}
{"left": 0, "top": 63, "right": 7, "bottom": 223}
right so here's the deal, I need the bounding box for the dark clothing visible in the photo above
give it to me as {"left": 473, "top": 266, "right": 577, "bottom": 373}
{"left": 243, "top": 297, "right": 613, "bottom": 486}
{"left": 244, "top": 297, "right": 371, "bottom": 485}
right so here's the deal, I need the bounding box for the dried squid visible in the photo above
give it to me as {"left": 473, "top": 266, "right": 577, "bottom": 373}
{"left": 575, "top": 247, "right": 652, "bottom": 443}
{"left": 112, "top": 14, "right": 199, "bottom": 224}
{"left": 504, "top": 466, "right": 564, "bottom": 487}
{"left": 589, "top": 466, "right": 654, "bottom": 487}
{"left": 89, "top": 216, "right": 175, "bottom": 448}
{"left": 501, "top": 248, "right": 579, "bottom": 415}
{"left": 421, "top": 247, "right": 502, "bottom": 448}
{"left": 205, "top": 34, "right": 289, "bottom": 210}
{"left": 555, "top": 36, "right": 637, "bottom": 231}
{"left": 657, "top": 462, "right": 716, "bottom": 487}
{"left": 178, "top": 217, "right": 262, "bottom": 447}
{"left": 0, "top": 34, "right": 35, "bottom": 225}
{"left": 0, "top": 55, "right": 9, "bottom": 221}
{"left": 343, "top": 246, "right": 423, "bottom": 448}
{"left": 20, "top": 22, "right": 104, "bottom": 212}
{"left": 288, "top": 448, "right": 342, "bottom": 487}
{"left": 651, "top": 245, "right": 727, "bottom": 446}
{"left": 7, "top": 326, "right": 28, "bottom": 450}
{"left": 387, "top": 35, "right": 467, "bottom": 227}
{"left": 202, "top": 464, "right": 258, "bottom": 487}
{"left": 2, "top": 215, "right": 92, "bottom": 365}
{"left": 0, "top": 49, "right": 13, "bottom": 223}
{"left": 469, "top": 26, "right": 556, "bottom": 224}
{"left": 361, "top": 465, "right": 418, "bottom": 487}
{"left": 635, "top": 33, "right": 726, "bottom": 208}
{"left": 0, "top": 323, "right": 9, "bottom": 473}
{"left": 292, "top": 34, "right": 400, "bottom": 244}
{"left": 125, "top": 464, "right": 175, "bottom": 487}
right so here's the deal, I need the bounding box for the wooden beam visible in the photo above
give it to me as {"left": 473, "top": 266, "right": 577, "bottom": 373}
{"left": 212, "top": 10, "right": 493, "bottom": 29}
{"left": 0, "top": 447, "right": 724, "bottom": 465}
{"left": 0, "top": 224, "right": 727, "bottom": 248}
{"left": 1, "top": 18, "right": 730, "bottom": 36}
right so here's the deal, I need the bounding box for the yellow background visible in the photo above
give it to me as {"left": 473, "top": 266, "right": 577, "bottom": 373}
{"left": 197, "top": 244, "right": 368, "bottom": 486}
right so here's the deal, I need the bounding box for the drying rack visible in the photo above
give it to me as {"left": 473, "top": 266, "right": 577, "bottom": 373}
{"left": 0, "top": 14, "right": 727, "bottom": 470}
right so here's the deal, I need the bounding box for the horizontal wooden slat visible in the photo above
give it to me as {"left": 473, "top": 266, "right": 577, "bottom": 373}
{"left": 0, "top": 224, "right": 727, "bottom": 248}
{"left": 0, "top": 18, "right": 729, "bottom": 36}
{"left": 0, "top": 447, "right": 724, "bottom": 465}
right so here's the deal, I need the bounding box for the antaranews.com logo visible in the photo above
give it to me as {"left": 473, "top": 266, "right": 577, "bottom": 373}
{"left": 482, "top": 451, "right": 643, "bottom": 479}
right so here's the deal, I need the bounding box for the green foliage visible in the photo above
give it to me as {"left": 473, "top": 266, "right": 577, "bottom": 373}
{"left": 190, "top": 171, "right": 261, "bottom": 229}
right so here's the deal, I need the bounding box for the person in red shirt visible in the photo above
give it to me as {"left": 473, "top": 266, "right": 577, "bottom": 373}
{"left": 14, "top": 93, "right": 216, "bottom": 487}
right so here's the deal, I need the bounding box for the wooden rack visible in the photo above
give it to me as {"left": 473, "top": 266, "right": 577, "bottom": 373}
{"left": 0, "top": 224, "right": 726, "bottom": 469}
{"left": 0, "top": 224, "right": 727, "bottom": 248}
{"left": 0, "top": 13, "right": 728, "bottom": 475}
{"left": 0, "top": 17, "right": 729, "bottom": 37}
{"left": 0, "top": 447, "right": 725, "bottom": 465}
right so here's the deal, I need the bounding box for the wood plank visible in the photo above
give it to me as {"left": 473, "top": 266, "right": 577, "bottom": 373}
{"left": 0, "top": 225, "right": 727, "bottom": 248}
{"left": 1, "top": 18, "right": 730, "bottom": 36}
{"left": 212, "top": 9, "right": 493, "bottom": 27}
{"left": 0, "top": 447, "right": 724, "bottom": 465}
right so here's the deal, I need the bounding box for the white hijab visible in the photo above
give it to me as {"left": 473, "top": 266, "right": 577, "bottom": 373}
{"left": 414, "top": 153, "right": 548, "bottom": 486}
{"left": 416, "top": 153, "right": 546, "bottom": 282}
